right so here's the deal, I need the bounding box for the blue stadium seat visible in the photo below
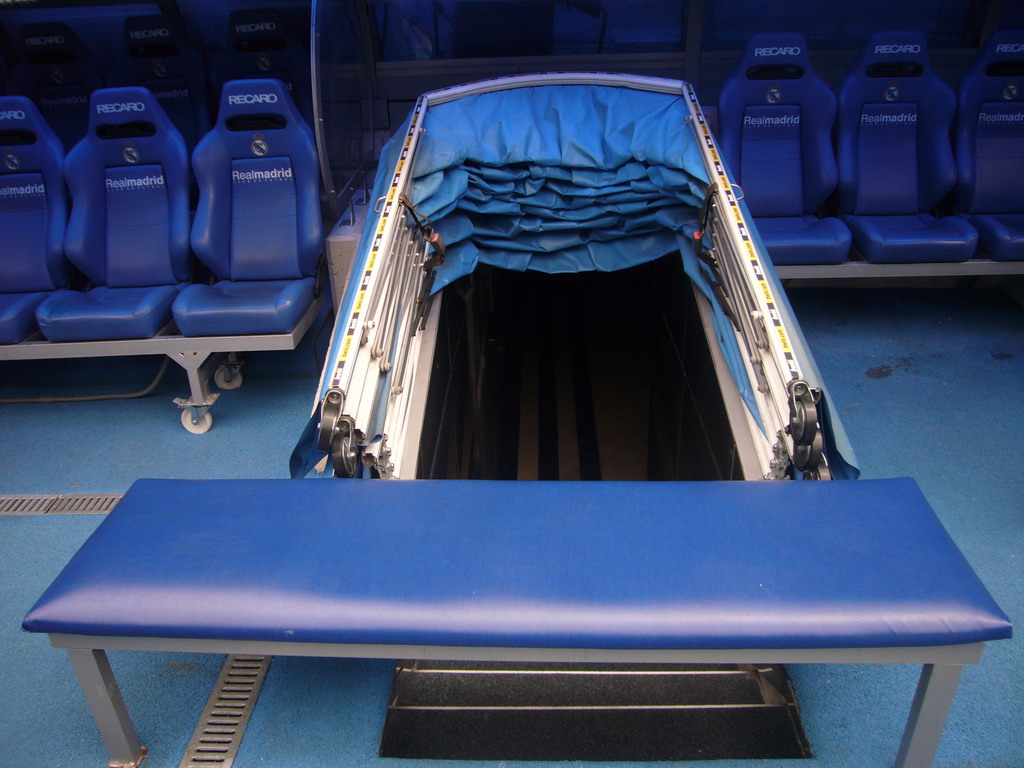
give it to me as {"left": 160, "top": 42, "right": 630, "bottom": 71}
{"left": 718, "top": 34, "right": 851, "bottom": 265}
{"left": 0, "top": 96, "right": 67, "bottom": 344}
{"left": 109, "top": 15, "right": 209, "bottom": 153}
{"left": 36, "top": 87, "right": 191, "bottom": 341}
{"left": 210, "top": 9, "right": 313, "bottom": 125}
{"left": 5, "top": 23, "right": 103, "bottom": 151}
{"left": 837, "top": 31, "right": 977, "bottom": 263}
{"left": 955, "top": 29, "right": 1024, "bottom": 262}
{"left": 172, "top": 79, "right": 320, "bottom": 337}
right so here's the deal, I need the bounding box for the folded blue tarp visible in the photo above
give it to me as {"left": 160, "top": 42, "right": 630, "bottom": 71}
{"left": 407, "top": 85, "right": 709, "bottom": 288}
{"left": 395, "top": 85, "right": 772, "bottom": 430}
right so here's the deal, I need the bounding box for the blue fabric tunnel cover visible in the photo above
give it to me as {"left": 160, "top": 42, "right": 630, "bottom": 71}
{"left": 392, "top": 85, "right": 766, "bottom": 428}
{"left": 404, "top": 85, "right": 710, "bottom": 289}
{"left": 316, "top": 81, "right": 858, "bottom": 479}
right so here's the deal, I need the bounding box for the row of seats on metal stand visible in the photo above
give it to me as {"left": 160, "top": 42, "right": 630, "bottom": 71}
{"left": 0, "top": 78, "right": 322, "bottom": 433}
{"left": 0, "top": 8, "right": 311, "bottom": 154}
{"left": 717, "top": 29, "right": 1024, "bottom": 265}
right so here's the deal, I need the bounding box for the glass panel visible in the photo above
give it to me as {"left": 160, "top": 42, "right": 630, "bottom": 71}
{"left": 703, "top": 0, "right": 984, "bottom": 51}
{"left": 313, "top": 0, "right": 374, "bottom": 209}
{"left": 369, "top": 0, "right": 688, "bottom": 61}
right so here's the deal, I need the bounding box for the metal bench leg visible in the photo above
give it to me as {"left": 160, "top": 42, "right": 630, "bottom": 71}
{"left": 68, "top": 648, "right": 146, "bottom": 768}
{"left": 893, "top": 663, "right": 964, "bottom": 768}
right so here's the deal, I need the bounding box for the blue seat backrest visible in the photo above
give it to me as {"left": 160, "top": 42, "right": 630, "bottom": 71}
{"left": 718, "top": 33, "right": 838, "bottom": 218}
{"left": 111, "top": 15, "right": 209, "bottom": 151}
{"left": 212, "top": 10, "right": 312, "bottom": 123}
{"left": 956, "top": 30, "right": 1024, "bottom": 215}
{"left": 64, "top": 86, "right": 190, "bottom": 288}
{"left": 837, "top": 31, "right": 957, "bottom": 216}
{"left": 191, "top": 79, "right": 320, "bottom": 282}
{"left": 0, "top": 95, "right": 66, "bottom": 292}
{"left": 5, "top": 23, "right": 103, "bottom": 150}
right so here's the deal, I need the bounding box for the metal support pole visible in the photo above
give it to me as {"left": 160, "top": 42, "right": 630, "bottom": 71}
{"left": 170, "top": 350, "right": 219, "bottom": 406}
{"left": 68, "top": 648, "right": 146, "bottom": 768}
{"left": 893, "top": 663, "right": 965, "bottom": 768}
{"left": 683, "top": 0, "right": 706, "bottom": 89}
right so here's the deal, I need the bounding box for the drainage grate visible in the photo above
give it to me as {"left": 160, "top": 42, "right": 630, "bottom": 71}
{"left": 0, "top": 492, "right": 122, "bottom": 514}
{"left": 51, "top": 493, "right": 123, "bottom": 513}
{"left": 179, "top": 655, "right": 272, "bottom": 768}
{"left": 0, "top": 494, "right": 55, "bottom": 514}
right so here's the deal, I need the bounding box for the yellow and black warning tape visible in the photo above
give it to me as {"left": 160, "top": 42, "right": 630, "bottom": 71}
{"left": 684, "top": 85, "right": 800, "bottom": 381}
{"left": 329, "top": 97, "right": 427, "bottom": 391}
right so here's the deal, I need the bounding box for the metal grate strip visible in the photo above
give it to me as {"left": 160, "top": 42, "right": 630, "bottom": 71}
{"left": 179, "top": 655, "right": 272, "bottom": 768}
{"left": 50, "top": 493, "right": 122, "bottom": 514}
{"left": 0, "top": 493, "right": 123, "bottom": 515}
{"left": 0, "top": 494, "right": 57, "bottom": 514}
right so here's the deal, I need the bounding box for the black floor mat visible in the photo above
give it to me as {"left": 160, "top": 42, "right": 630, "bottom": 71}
{"left": 380, "top": 661, "right": 811, "bottom": 761}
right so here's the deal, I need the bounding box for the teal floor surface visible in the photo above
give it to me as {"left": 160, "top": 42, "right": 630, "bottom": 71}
{"left": 1, "top": 286, "right": 1020, "bottom": 768}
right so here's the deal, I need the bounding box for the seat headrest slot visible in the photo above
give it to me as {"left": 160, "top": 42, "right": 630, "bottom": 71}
{"left": 746, "top": 64, "right": 805, "bottom": 81}
{"left": 986, "top": 61, "right": 1024, "bottom": 78}
{"left": 26, "top": 50, "right": 75, "bottom": 66}
{"left": 129, "top": 42, "right": 182, "bottom": 59}
{"left": 866, "top": 62, "right": 924, "bottom": 78}
{"left": 225, "top": 113, "right": 288, "bottom": 132}
{"left": 235, "top": 38, "right": 286, "bottom": 53}
{"left": 96, "top": 121, "right": 157, "bottom": 140}
{"left": 0, "top": 129, "right": 37, "bottom": 146}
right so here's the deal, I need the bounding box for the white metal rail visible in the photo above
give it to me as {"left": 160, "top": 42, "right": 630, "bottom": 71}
{"left": 682, "top": 83, "right": 829, "bottom": 479}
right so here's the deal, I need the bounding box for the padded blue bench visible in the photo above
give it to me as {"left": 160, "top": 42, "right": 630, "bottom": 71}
{"left": 24, "top": 477, "right": 1009, "bottom": 768}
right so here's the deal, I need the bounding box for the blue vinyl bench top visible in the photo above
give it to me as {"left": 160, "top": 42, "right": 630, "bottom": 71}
{"left": 23, "top": 478, "right": 1011, "bottom": 651}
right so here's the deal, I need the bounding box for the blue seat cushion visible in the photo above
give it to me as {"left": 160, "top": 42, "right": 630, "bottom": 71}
{"left": 967, "top": 214, "right": 1024, "bottom": 262}
{"left": 754, "top": 216, "right": 851, "bottom": 266}
{"left": 36, "top": 285, "right": 180, "bottom": 341}
{"left": 172, "top": 278, "right": 315, "bottom": 337}
{"left": 0, "top": 292, "right": 50, "bottom": 344}
{"left": 845, "top": 214, "right": 978, "bottom": 264}
{"left": 23, "top": 477, "right": 1011, "bottom": 650}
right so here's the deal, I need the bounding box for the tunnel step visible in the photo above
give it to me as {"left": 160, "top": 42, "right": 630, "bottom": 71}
{"left": 380, "top": 661, "right": 811, "bottom": 761}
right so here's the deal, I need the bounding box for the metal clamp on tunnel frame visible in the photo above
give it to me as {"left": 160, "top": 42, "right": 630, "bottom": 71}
{"left": 315, "top": 105, "right": 442, "bottom": 478}
{"left": 686, "top": 88, "right": 830, "bottom": 480}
